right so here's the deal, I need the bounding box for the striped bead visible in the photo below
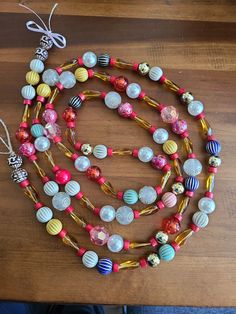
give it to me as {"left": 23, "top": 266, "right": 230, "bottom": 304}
{"left": 163, "top": 140, "right": 178, "bottom": 155}
{"left": 192, "top": 211, "right": 209, "bottom": 228}
{"left": 98, "top": 54, "right": 110, "bottom": 67}
{"left": 69, "top": 96, "right": 83, "bottom": 109}
{"left": 184, "top": 176, "right": 199, "bottom": 191}
{"left": 65, "top": 180, "right": 80, "bottom": 196}
{"left": 97, "top": 258, "right": 113, "bottom": 275}
{"left": 148, "top": 66, "right": 163, "bottom": 81}
{"left": 30, "top": 124, "right": 45, "bottom": 138}
{"left": 82, "top": 251, "right": 99, "bottom": 268}
{"left": 36, "top": 83, "right": 51, "bottom": 97}
{"left": 93, "top": 144, "right": 108, "bottom": 159}
{"left": 36, "top": 206, "right": 53, "bottom": 223}
{"left": 206, "top": 140, "right": 221, "bottom": 155}
{"left": 26, "top": 71, "right": 40, "bottom": 85}
{"left": 46, "top": 219, "right": 62, "bottom": 235}
{"left": 74, "top": 67, "right": 88, "bottom": 82}
{"left": 43, "top": 181, "right": 59, "bottom": 196}
{"left": 161, "top": 192, "right": 177, "bottom": 208}
{"left": 123, "top": 189, "right": 138, "bottom": 205}
{"left": 158, "top": 244, "right": 175, "bottom": 261}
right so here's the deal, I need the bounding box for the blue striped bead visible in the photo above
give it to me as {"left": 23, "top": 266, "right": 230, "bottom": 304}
{"left": 68, "top": 96, "right": 83, "bottom": 109}
{"left": 206, "top": 140, "right": 221, "bottom": 155}
{"left": 158, "top": 244, "right": 175, "bottom": 261}
{"left": 123, "top": 189, "right": 138, "bottom": 205}
{"left": 98, "top": 54, "right": 110, "bottom": 67}
{"left": 184, "top": 176, "right": 199, "bottom": 191}
{"left": 31, "top": 124, "right": 45, "bottom": 138}
{"left": 97, "top": 258, "right": 113, "bottom": 275}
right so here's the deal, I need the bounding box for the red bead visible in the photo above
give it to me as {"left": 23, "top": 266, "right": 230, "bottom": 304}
{"left": 15, "top": 127, "right": 31, "bottom": 143}
{"left": 162, "top": 215, "right": 181, "bottom": 234}
{"left": 113, "top": 76, "right": 128, "bottom": 92}
{"left": 62, "top": 107, "right": 77, "bottom": 122}
{"left": 55, "top": 169, "right": 71, "bottom": 185}
{"left": 86, "top": 166, "right": 101, "bottom": 181}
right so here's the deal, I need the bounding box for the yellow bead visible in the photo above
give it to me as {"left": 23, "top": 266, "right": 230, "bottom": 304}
{"left": 37, "top": 83, "right": 51, "bottom": 97}
{"left": 46, "top": 219, "right": 62, "bottom": 235}
{"left": 163, "top": 140, "right": 178, "bottom": 155}
{"left": 25, "top": 71, "right": 40, "bottom": 85}
{"left": 74, "top": 67, "right": 88, "bottom": 82}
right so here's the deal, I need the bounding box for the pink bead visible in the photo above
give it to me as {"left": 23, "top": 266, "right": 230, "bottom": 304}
{"left": 161, "top": 106, "right": 179, "bottom": 123}
{"left": 89, "top": 226, "right": 109, "bottom": 246}
{"left": 19, "top": 142, "right": 35, "bottom": 157}
{"left": 118, "top": 102, "right": 133, "bottom": 118}
{"left": 42, "top": 109, "right": 58, "bottom": 123}
{"left": 171, "top": 119, "right": 187, "bottom": 134}
{"left": 161, "top": 192, "right": 177, "bottom": 208}
{"left": 55, "top": 169, "right": 71, "bottom": 185}
{"left": 151, "top": 155, "right": 167, "bottom": 170}
{"left": 44, "top": 123, "right": 61, "bottom": 139}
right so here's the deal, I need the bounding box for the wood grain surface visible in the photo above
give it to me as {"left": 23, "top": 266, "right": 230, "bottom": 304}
{"left": 0, "top": 0, "right": 236, "bottom": 307}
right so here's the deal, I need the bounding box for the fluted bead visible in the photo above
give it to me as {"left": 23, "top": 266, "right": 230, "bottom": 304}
{"left": 184, "top": 176, "right": 199, "bottom": 191}
{"left": 74, "top": 67, "right": 88, "bottom": 82}
{"left": 93, "top": 145, "right": 108, "bottom": 159}
{"left": 123, "top": 189, "right": 138, "bottom": 205}
{"left": 82, "top": 251, "right": 99, "bottom": 268}
{"left": 97, "top": 258, "right": 113, "bottom": 275}
{"left": 65, "top": 180, "right": 80, "bottom": 196}
{"left": 98, "top": 54, "right": 110, "bottom": 67}
{"left": 149, "top": 66, "right": 163, "bottom": 81}
{"left": 46, "top": 219, "right": 62, "bottom": 235}
{"left": 43, "top": 180, "right": 59, "bottom": 196}
{"left": 30, "top": 59, "right": 44, "bottom": 73}
{"left": 36, "top": 206, "right": 53, "bottom": 223}
{"left": 192, "top": 211, "right": 209, "bottom": 228}
{"left": 158, "top": 244, "right": 175, "bottom": 261}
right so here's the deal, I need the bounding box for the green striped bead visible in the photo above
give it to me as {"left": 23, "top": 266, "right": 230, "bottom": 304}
{"left": 123, "top": 189, "right": 138, "bottom": 205}
{"left": 31, "top": 124, "right": 45, "bottom": 138}
{"left": 158, "top": 244, "right": 175, "bottom": 261}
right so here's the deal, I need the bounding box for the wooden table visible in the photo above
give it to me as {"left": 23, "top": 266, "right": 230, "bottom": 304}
{"left": 0, "top": 0, "right": 236, "bottom": 307}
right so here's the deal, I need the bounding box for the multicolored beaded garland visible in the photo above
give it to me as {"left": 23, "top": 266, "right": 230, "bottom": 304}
{"left": 1, "top": 4, "right": 222, "bottom": 275}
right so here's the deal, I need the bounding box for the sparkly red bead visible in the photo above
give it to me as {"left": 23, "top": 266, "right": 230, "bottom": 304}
{"left": 162, "top": 215, "right": 181, "bottom": 234}
{"left": 113, "top": 76, "right": 128, "bottom": 92}
{"left": 86, "top": 166, "right": 101, "bottom": 181}
{"left": 15, "top": 127, "right": 31, "bottom": 143}
{"left": 62, "top": 107, "right": 77, "bottom": 122}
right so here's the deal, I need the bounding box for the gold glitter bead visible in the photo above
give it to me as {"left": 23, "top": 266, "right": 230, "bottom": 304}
{"left": 46, "top": 219, "right": 62, "bottom": 235}
{"left": 37, "top": 83, "right": 51, "bottom": 97}
{"left": 163, "top": 140, "right": 178, "bottom": 155}
{"left": 74, "top": 67, "right": 88, "bottom": 82}
{"left": 25, "top": 71, "right": 40, "bottom": 85}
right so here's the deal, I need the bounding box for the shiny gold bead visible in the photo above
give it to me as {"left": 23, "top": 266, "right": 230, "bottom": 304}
{"left": 37, "top": 83, "right": 51, "bottom": 97}
{"left": 25, "top": 71, "right": 40, "bottom": 85}
{"left": 46, "top": 219, "right": 62, "bottom": 235}
{"left": 74, "top": 67, "right": 88, "bottom": 82}
{"left": 163, "top": 140, "right": 178, "bottom": 155}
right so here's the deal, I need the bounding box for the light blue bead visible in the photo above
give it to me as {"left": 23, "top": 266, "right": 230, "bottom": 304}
{"left": 31, "top": 124, "right": 45, "bottom": 138}
{"left": 123, "top": 189, "right": 138, "bottom": 205}
{"left": 158, "top": 244, "right": 175, "bottom": 261}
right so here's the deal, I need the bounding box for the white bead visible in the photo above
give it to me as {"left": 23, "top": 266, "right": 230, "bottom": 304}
{"left": 65, "top": 180, "right": 80, "bottom": 196}
{"left": 138, "top": 147, "right": 154, "bottom": 162}
{"left": 93, "top": 145, "right": 107, "bottom": 159}
{"left": 187, "top": 101, "right": 204, "bottom": 116}
{"left": 107, "top": 234, "right": 124, "bottom": 253}
{"left": 116, "top": 206, "right": 134, "bottom": 225}
{"left": 43, "top": 181, "right": 59, "bottom": 196}
{"left": 99, "top": 205, "right": 116, "bottom": 222}
{"left": 149, "top": 67, "right": 163, "bottom": 81}
{"left": 52, "top": 192, "right": 71, "bottom": 211}
{"left": 139, "top": 186, "right": 157, "bottom": 204}
{"left": 36, "top": 206, "right": 53, "bottom": 223}
{"left": 82, "top": 51, "right": 97, "bottom": 68}
{"left": 59, "top": 71, "right": 76, "bottom": 89}
{"left": 104, "top": 91, "right": 121, "bottom": 109}
{"left": 183, "top": 158, "right": 202, "bottom": 176}
{"left": 198, "top": 197, "right": 216, "bottom": 214}
{"left": 30, "top": 59, "right": 44, "bottom": 73}
{"left": 42, "top": 69, "right": 59, "bottom": 86}
{"left": 74, "top": 156, "right": 91, "bottom": 172}
{"left": 21, "top": 85, "right": 36, "bottom": 100}
{"left": 34, "top": 136, "right": 50, "bottom": 152}
{"left": 153, "top": 128, "right": 169, "bottom": 144}
{"left": 192, "top": 211, "right": 209, "bottom": 228}
{"left": 126, "top": 83, "right": 141, "bottom": 99}
{"left": 82, "top": 251, "right": 98, "bottom": 268}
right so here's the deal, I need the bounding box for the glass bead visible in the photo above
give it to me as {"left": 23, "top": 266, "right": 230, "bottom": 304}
{"left": 42, "top": 109, "right": 58, "bottom": 123}
{"left": 93, "top": 145, "right": 107, "bottom": 159}
{"left": 116, "top": 206, "right": 134, "bottom": 225}
{"left": 34, "top": 136, "right": 50, "bottom": 152}
{"left": 123, "top": 189, "right": 138, "bottom": 205}
{"left": 82, "top": 51, "right": 97, "bottom": 68}
{"left": 149, "top": 66, "right": 163, "bottom": 81}
{"left": 55, "top": 169, "right": 71, "bottom": 185}
{"left": 171, "top": 182, "right": 185, "bottom": 195}
{"left": 171, "top": 119, "right": 188, "bottom": 135}
{"left": 62, "top": 107, "right": 77, "bottom": 122}
{"left": 36, "top": 206, "right": 53, "bottom": 223}
{"left": 42, "top": 69, "right": 59, "bottom": 86}
{"left": 113, "top": 76, "right": 128, "bottom": 92}
{"left": 44, "top": 123, "right": 61, "bottom": 139}
{"left": 25, "top": 71, "right": 40, "bottom": 85}
{"left": 52, "top": 192, "right": 71, "bottom": 211}
{"left": 30, "top": 59, "right": 44, "bottom": 73}
{"left": 90, "top": 226, "right": 109, "bottom": 246}
{"left": 7, "top": 153, "right": 22, "bottom": 169}
{"left": 82, "top": 251, "right": 98, "bottom": 268}
{"left": 11, "top": 168, "right": 28, "bottom": 183}
{"left": 138, "top": 62, "right": 150, "bottom": 76}
{"left": 65, "top": 180, "right": 80, "bottom": 196}
{"left": 151, "top": 155, "right": 167, "bottom": 170}
{"left": 15, "top": 127, "right": 31, "bottom": 143}
{"left": 59, "top": 71, "right": 76, "bottom": 89}
{"left": 183, "top": 158, "right": 202, "bottom": 176}
{"left": 138, "top": 186, "right": 157, "bottom": 204}
{"left": 46, "top": 219, "right": 62, "bottom": 235}
{"left": 104, "top": 91, "right": 121, "bottom": 109}
{"left": 107, "top": 234, "right": 124, "bottom": 253}
{"left": 19, "top": 142, "right": 35, "bottom": 157}
{"left": 158, "top": 244, "right": 175, "bottom": 261}
{"left": 100, "top": 205, "right": 116, "bottom": 222}
{"left": 97, "top": 258, "right": 113, "bottom": 275}
{"left": 147, "top": 253, "right": 160, "bottom": 267}
{"left": 74, "top": 156, "right": 91, "bottom": 172}
{"left": 81, "top": 144, "right": 93, "bottom": 156}
{"left": 138, "top": 147, "right": 154, "bottom": 162}
{"left": 44, "top": 181, "right": 59, "bottom": 196}
{"left": 40, "top": 35, "right": 53, "bottom": 50}
{"left": 98, "top": 54, "right": 110, "bottom": 67}
{"left": 198, "top": 197, "right": 216, "bottom": 214}
{"left": 21, "top": 85, "right": 36, "bottom": 100}
{"left": 35, "top": 47, "right": 48, "bottom": 61}
{"left": 181, "top": 92, "right": 194, "bottom": 104}
{"left": 192, "top": 211, "right": 209, "bottom": 228}
{"left": 188, "top": 100, "right": 204, "bottom": 116}
{"left": 153, "top": 128, "right": 169, "bottom": 144}
{"left": 30, "top": 124, "right": 45, "bottom": 138}
{"left": 69, "top": 96, "right": 83, "bottom": 109}
{"left": 36, "top": 83, "right": 51, "bottom": 97}
{"left": 163, "top": 140, "right": 178, "bottom": 155}
{"left": 161, "top": 106, "right": 179, "bottom": 124}
{"left": 206, "top": 140, "right": 221, "bottom": 155}
{"left": 126, "top": 83, "right": 141, "bottom": 99}
{"left": 209, "top": 156, "right": 221, "bottom": 167}
{"left": 155, "top": 231, "right": 168, "bottom": 244}
{"left": 118, "top": 102, "right": 133, "bottom": 118}
{"left": 162, "top": 216, "right": 181, "bottom": 234}
{"left": 184, "top": 176, "right": 199, "bottom": 191}
{"left": 86, "top": 166, "right": 101, "bottom": 181}
{"left": 161, "top": 192, "right": 177, "bottom": 208}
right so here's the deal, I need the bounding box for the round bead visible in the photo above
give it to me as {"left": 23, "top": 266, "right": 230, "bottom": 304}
{"left": 97, "top": 258, "right": 113, "bottom": 275}
{"left": 43, "top": 181, "right": 59, "bottom": 196}
{"left": 34, "top": 136, "right": 50, "bottom": 152}
{"left": 7, "top": 153, "right": 22, "bottom": 169}
{"left": 161, "top": 106, "right": 179, "bottom": 124}
{"left": 138, "top": 147, "right": 154, "bottom": 162}
{"left": 36, "top": 83, "right": 51, "bottom": 97}
{"left": 138, "top": 186, "right": 157, "bottom": 204}
{"left": 118, "top": 102, "right": 133, "bottom": 118}
{"left": 116, "top": 206, "right": 134, "bottom": 225}
{"left": 104, "top": 91, "right": 121, "bottom": 109}
{"left": 82, "top": 51, "right": 97, "bottom": 68}
{"left": 153, "top": 128, "right": 169, "bottom": 144}
{"left": 151, "top": 155, "right": 167, "bottom": 170}
{"left": 80, "top": 143, "right": 93, "bottom": 156}
{"left": 15, "top": 127, "right": 31, "bottom": 143}
{"left": 35, "top": 47, "right": 48, "bottom": 61}
{"left": 147, "top": 253, "right": 160, "bottom": 267}
{"left": 46, "top": 219, "right": 62, "bottom": 235}
{"left": 74, "top": 156, "right": 91, "bottom": 172}
{"left": 69, "top": 96, "right": 83, "bottom": 109}
{"left": 171, "top": 119, "right": 188, "bottom": 135}
{"left": 55, "top": 169, "right": 71, "bottom": 185}
{"left": 65, "top": 180, "right": 80, "bottom": 196}
{"left": 42, "top": 69, "right": 59, "bottom": 86}
{"left": 206, "top": 140, "right": 221, "bottom": 155}
{"left": 42, "top": 109, "right": 58, "bottom": 123}
{"left": 90, "top": 226, "right": 109, "bottom": 246}
{"left": 155, "top": 231, "right": 168, "bottom": 244}
{"left": 86, "top": 166, "right": 101, "bottom": 181}
{"left": 44, "top": 123, "right": 61, "bottom": 139}
{"left": 36, "top": 206, "right": 53, "bottom": 223}
{"left": 123, "top": 189, "right": 138, "bottom": 205}
{"left": 62, "top": 107, "right": 77, "bottom": 122}
{"left": 21, "top": 85, "right": 36, "bottom": 100}
{"left": 30, "top": 124, "right": 45, "bottom": 138}
{"left": 93, "top": 145, "right": 107, "bottom": 159}
{"left": 107, "top": 234, "right": 124, "bottom": 253}
{"left": 59, "top": 71, "right": 76, "bottom": 89}
{"left": 171, "top": 182, "right": 184, "bottom": 195}
{"left": 82, "top": 251, "right": 99, "bottom": 268}
{"left": 11, "top": 168, "right": 28, "bottom": 183}
{"left": 25, "top": 71, "right": 40, "bottom": 85}
{"left": 188, "top": 100, "right": 204, "bottom": 116}
{"left": 149, "top": 66, "right": 163, "bottom": 81}
{"left": 192, "top": 211, "right": 209, "bottom": 228}
{"left": 74, "top": 67, "right": 88, "bottom": 82}
{"left": 40, "top": 35, "right": 53, "bottom": 50}
{"left": 181, "top": 92, "right": 194, "bottom": 104}
{"left": 198, "top": 197, "right": 216, "bottom": 214}
{"left": 98, "top": 54, "right": 110, "bottom": 67}
{"left": 52, "top": 192, "right": 71, "bottom": 211}
{"left": 183, "top": 158, "right": 202, "bottom": 176}
{"left": 209, "top": 156, "right": 221, "bottom": 167}
{"left": 113, "top": 76, "right": 128, "bottom": 92}
{"left": 184, "top": 176, "right": 199, "bottom": 191}
{"left": 126, "top": 83, "right": 141, "bottom": 99}
{"left": 138, "top": 62, "right": 150, "bottom": 76}
{"left": 99, "top": 205, "right": 116, "bottom": 222}
{"left": 19, "top": 142, "right": 35, "bottom": 157}
{"left": 30, "top": 59, "right": 44, "bottom": 73}
{"left": 162, "top": 216, "right": 181, "bottom": 234}
{"left": 161, "top": 192, "right": 177, "bottom": 208}
{"left": 158, "top": 244, "right": 175, "bottom": 261}
{"left": 163, "top": 140, "right": 178, "bottom": 155}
